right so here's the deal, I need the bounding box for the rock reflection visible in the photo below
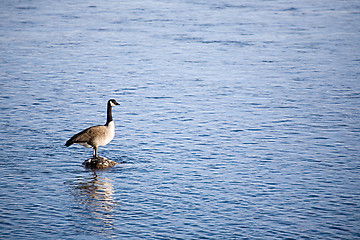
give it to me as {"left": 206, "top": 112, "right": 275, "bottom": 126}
{"left": 69, "top": 171, "right": 118, "bottom": 235}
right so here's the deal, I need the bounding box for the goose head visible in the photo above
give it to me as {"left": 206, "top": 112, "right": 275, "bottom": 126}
{"left": 109, "top": 99, "right": 120, "bottom": 106}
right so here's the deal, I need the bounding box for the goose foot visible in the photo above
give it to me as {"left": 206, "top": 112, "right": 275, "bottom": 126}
{"left": 82, "top": 156, "right": 118, "bottom": 169}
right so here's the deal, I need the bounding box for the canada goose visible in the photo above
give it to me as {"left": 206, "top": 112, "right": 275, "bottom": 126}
{"left": 65, "top": 99, "right": 120, "bottom": 158}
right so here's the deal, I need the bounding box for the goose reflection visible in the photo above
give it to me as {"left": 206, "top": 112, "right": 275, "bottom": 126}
{"left": 69, "top": 171, "right": 118, "bottom": 234}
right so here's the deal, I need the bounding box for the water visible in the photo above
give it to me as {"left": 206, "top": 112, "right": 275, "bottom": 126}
{"left": 1, "top": 0, "right": 360, "bottom": 239}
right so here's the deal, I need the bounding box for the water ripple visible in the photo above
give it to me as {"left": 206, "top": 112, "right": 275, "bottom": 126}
{"left": 1, "top": 0, "right": 360, "bottom": 239}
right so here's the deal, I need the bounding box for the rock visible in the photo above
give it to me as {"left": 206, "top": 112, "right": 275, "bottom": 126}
{"left": 82, "top": 156, "right": 118, "bottom": 169}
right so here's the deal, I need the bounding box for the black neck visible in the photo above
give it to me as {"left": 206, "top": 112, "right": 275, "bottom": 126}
{"left": 106, "top": 101, "right": 113, "bottom": 124}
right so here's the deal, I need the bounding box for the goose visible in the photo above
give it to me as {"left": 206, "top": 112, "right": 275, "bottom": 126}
{"left": 65, "top": 99, "right": 120, "bottom": 158}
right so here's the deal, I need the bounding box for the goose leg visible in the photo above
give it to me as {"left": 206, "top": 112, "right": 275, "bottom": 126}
{"left": 93, "top": 147, "right": 98, "bottom": 158}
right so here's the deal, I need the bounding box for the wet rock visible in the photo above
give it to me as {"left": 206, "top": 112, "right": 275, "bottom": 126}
{"left": 82, "top": 156, "right": 118, "bottom": 169}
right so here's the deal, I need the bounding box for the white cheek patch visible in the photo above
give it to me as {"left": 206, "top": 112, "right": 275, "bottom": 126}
{"left": 110, "top": 101, "right": 116, "bottom": 106}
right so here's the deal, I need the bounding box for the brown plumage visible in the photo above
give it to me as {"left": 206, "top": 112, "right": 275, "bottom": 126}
{"left": 65, "top": 125, "right": 109, "bottom": 147}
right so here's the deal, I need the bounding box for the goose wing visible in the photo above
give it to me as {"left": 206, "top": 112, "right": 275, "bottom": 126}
{"left": 65, "top": 125, "right": 106, "bottom": 146}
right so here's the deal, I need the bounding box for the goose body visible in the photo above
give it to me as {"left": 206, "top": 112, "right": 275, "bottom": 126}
{"left": 65, "top": 99, "right": 120, "bottom": 158}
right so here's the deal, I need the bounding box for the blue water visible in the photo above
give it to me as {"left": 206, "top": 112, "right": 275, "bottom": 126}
{"left": 1, "top": 0, "right": 360, "bottom": 239}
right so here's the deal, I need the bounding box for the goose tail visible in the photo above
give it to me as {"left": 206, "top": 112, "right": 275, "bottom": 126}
{"left": 65, "top": 138, "right": 74, "bottom": 146}
{"left": 65, "top": 128, "right": 89, "bottom": 147}
{"left": 65, "top": 132, "right": 81, "bottom": 146}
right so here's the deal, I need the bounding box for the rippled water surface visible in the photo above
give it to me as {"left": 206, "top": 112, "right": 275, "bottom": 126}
{"left": 1, "top": 0, "right": 360, "bottom": 239}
